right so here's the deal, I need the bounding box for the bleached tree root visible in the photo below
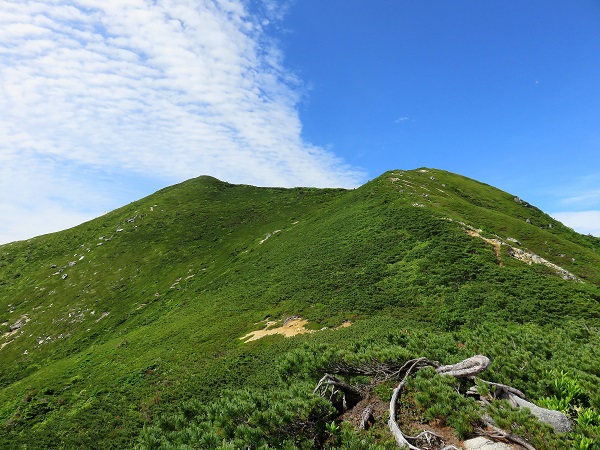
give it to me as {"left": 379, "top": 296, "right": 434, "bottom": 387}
{"left": 477, "top": 416, "right": 537, "bottom": 450}
{"left": 314, "top": 355, "right": 547, "bottom": 449}
{"left": 407, "top": 430, "right": 443, "bottom": 440}
{"left": 435, "top": 354, "right": 490, "bottom": 378}
{"left": 406, "top": 430, "right": 445, "bottom": 448}
{"left": 388, "top": 358, "right": 436, "bottom": 449}
{"left": 313, "top": 374, "right": 363, "bottom": 411}
{"left": 474, "top": 379, "right": 527, "bottom": 400}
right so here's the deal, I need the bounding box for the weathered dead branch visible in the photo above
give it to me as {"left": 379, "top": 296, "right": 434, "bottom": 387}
{"left": 406, "top": 430, "right": 446, "bottom": 448}
{"left": 475, "top": 379, "right": 527, "bottom": 400}
{"left": 478, "top": 416, "right": 537, "bottom": 450}
{"left": 435, "top": 355, "right": 490, "bottom": 378}
{"left": 388, "top": 358, "right": 433, "bottom": 449}
{"left": 314, "top": 354, "right": 555, "bottom": 449}
{"left": 358, "top": 403, "right": 375, "bottom": 430}
{"left": 406, "top": 430, "right": 443, "bottom": 441}
{"left": 313, "top": 374, "right": 363, "bottom": 411}
{"left": 321, "top": 357, "right": 440, "bottom": 381}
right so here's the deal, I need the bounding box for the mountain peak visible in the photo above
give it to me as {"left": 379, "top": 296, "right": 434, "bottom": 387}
{"left": 1, "top": 169, "right": 599, "bottom": 448}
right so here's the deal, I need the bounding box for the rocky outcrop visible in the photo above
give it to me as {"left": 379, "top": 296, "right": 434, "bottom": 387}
{"left": 507, "top": 394, "right": 573, "bottom": 433}
{"left": 9, "top": 315, "right": 29, "bottom": 331}
{"left": 505, "top": 247, "right": 579, "bottom": 281}
{"left": 464, "top": 436, "right": 515, "bottom": 449}
{"left": 459, "top": 222, "right": 581, "bottom": 282}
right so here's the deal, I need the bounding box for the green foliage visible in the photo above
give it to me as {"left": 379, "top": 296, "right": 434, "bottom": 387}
{"left": 536, "top": 369, "right": 600, "bottom": 448}
{"left": 327, "top": 422, "right": 397, "bottom": 449}
{"left": 537, "top": 396, "right": 572, "bottom": 414}
{"left": 486, "top": 400, "right": 569, "bottom": 449}
{"left": 541, "top": 370, "right": 587, "bottom": 409}
{"left": 572, "top": 434, "right": 595, "bottom": 450}
{"left": 136, "top": 383, "right": 336, "bottom": 449}
{"left": 577, "top": 408, "right": 600, "bottom": 429}
{"left": 325, "top": 420, "right": 340, "bottom": 436}
{"left": 410, "top": 368, "right": 480, "bottom": 438}
{"left": 1, "top": 169, "right": 600, "bottom": 448}
{"left": 276, "top": 344, "right": 337, "bottom": 382}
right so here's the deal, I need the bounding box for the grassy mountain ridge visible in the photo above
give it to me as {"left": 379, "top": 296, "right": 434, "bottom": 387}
{"left": 1, "top": 168, "right": 599, "bottom": 449}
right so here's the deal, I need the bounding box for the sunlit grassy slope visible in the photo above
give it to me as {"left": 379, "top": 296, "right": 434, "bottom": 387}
{"left": 1, "top": 168, "right": 599, "bottom": 448}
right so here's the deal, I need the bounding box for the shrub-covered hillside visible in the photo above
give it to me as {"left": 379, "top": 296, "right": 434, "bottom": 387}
{"left": 1, "top": 168, "right": 599, "bottom": 449}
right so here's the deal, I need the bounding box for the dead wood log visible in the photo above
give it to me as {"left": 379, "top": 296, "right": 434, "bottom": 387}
{"left": 316, "top": 354, "right": 543, "bottom": 449}
{"left": 322, "top": 358, "right": 441, "bottom": 381}
{"left": 359, "top": 403, "right": 375, "bottom": 430}
{"left": 388, "top": 358, "right": 432, "bottom": 449}
{"left": 478, "top": 383, "right": 571, "bottom": 433}
{"left": 506, "top": 393, "right": 572, "bottom": 433}
{"left": 406, "top": 430, "right": 443, "bottom": 441}
{"left": 436, "top": 355, "right": 490, "bottom": 378}
{"left": 313, "top": 374, "right": 363, "bottom": 411}
{"left": 478, "top": 416, "right": 537, "bottom": 450}
{"left": 475, "top": 379, "right": 527, "bottom": 400}
{"left": 406, "top": 430, "right": 446, "bottom": 448}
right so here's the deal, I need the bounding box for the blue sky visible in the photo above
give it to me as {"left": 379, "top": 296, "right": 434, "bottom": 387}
{"left": 0, "top": 0, "right": 599, "bottom": 244}
{"left": 278, "top": 0, "right": 600, "bottom": 232}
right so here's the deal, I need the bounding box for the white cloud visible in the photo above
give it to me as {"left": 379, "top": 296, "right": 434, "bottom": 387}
{"left": 0, "top": 0, "right": 363, "bottom": 244}
{"left": 561, "top": 190, "right": 600, "bottom": 207}
{"left": 551, "top": 211, "right": 600, "bottom": 237}
{"left": 550, "top": 172, "right": 600, "bottom": 210}
{"left": 0, "top": 156, "right": 112, "bottom": 244}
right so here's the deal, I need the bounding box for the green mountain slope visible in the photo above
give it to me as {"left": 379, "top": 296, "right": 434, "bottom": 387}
{"left": 1, "top": 168, "right": 599, "bottom": 449}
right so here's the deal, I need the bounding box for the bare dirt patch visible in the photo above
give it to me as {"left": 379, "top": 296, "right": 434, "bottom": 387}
{"left": 0, "top": 315, "right": 30, "bottom": 351}
{"left": 339, "top": 395, "right": 464, "bottom": 450}
{"left": 240, "top": 318, "right": 313, "bottom": 342}
{"left": 465, "top": 229, "right": 504, "bottom": 267}
{"left": 240, "top": 318, "right": 353, "bottom": 343}
{"left": 463, "top": 227, "right": 580, "bottom": 280}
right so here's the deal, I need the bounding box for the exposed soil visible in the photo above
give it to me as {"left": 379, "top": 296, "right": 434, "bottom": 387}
{"left": 337, "top": 321, "right": 352, "bottom": 329}
{"left": 465, "top": 229, "right": 504, "bottom": 267}
{"left": 240, "top": 318, "right": 314, "bottom": 342}
{"left": 240, "top": 318, "right": 353, "bottom": 343}
{"left": 0, "top": 315, "right": 30, "bottom": 351}
{"left": 464, "top": 227, "right": 580, "bottom": 281}
{"left": 339, "top": 394, "right": 464, "bottom": 450}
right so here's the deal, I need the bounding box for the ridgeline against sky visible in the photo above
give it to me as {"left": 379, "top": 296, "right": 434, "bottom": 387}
{"left": 1, "top": 168, "right": 599, "bottom": 448}
{"left": 0, "top": 0, "right": 599, "bottom": 244}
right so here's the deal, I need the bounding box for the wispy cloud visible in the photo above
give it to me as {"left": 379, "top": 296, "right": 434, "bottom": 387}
{"left": 0, "top": 155, "right": 110, "bottom": 244}
{"left": 394, "top": 116, "right": 409, "bottom": 123}
{"left": 549, "top": 172, "right": 600, "bottom": 210}
{"left": 0, "top": 0, "right": 363, "bottom": 244}
{"left": 551, "top": 211, "right": 600, "bottom": 237}
{"left": 560, "top": 190, "right": 600, "bottom": 207}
